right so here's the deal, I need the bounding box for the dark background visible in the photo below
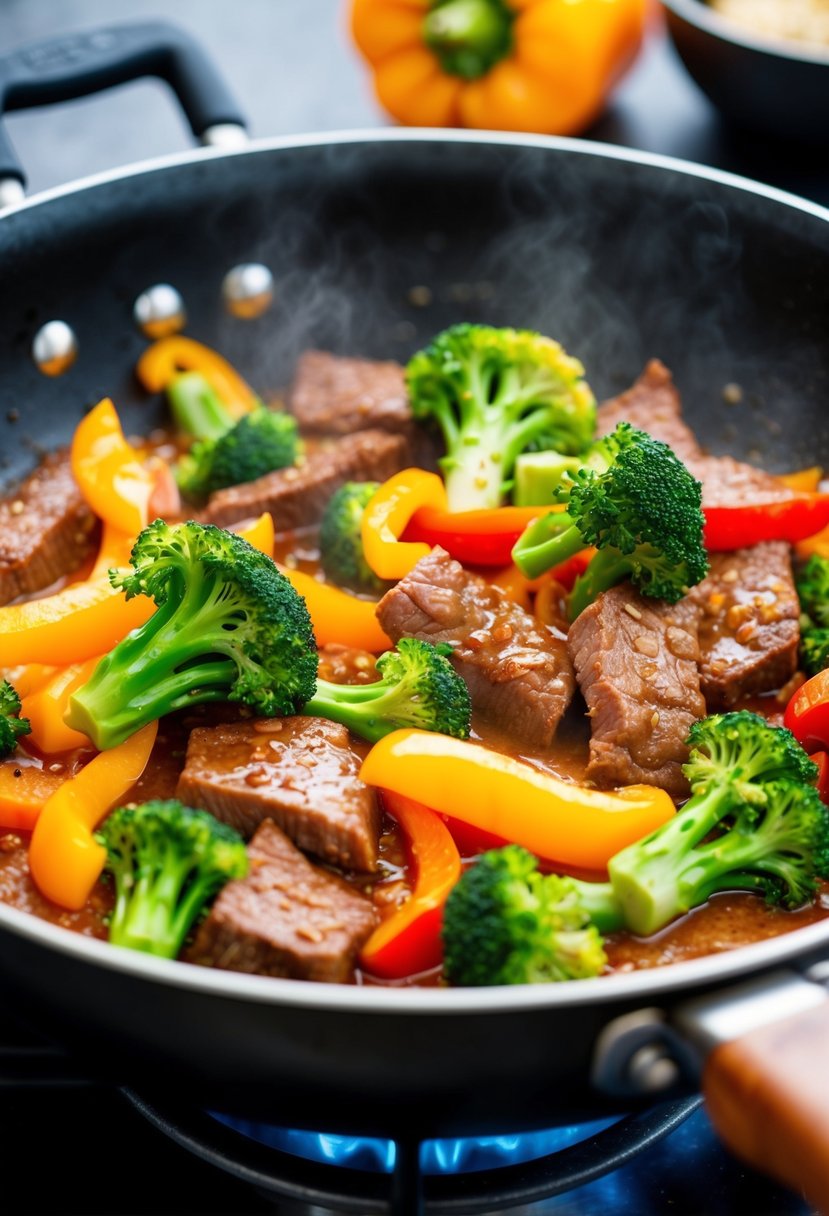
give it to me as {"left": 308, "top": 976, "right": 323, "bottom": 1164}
{"left": 0, "top": 2, "right": 825, "bottom": 1213}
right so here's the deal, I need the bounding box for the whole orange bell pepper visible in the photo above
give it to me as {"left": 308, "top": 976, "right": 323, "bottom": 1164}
{"left": 359, "top": 790, "right": 461, "bottom": 978}
{"left": 361, "top": 729, "right": 675, "bottom": 871}
{"left": 136, "top": 336, "right": 256, "bottom": 420}
{"left": 71, "top": 398, "right": 155, "bottom": 535}
{"left": 28, "top": 721, "right": 157, "bottom": 910}
{"left": 351, "top": 0, "right": 647, "bottom": 135}
{"left": 277, "top": 563, "right": 392, "bottom": 652}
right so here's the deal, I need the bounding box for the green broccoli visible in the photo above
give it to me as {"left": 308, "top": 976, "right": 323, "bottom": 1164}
{"left": 319, "top": 482, "right": 390, "bottom": 596}
{"left": 442, "top": 844, "right": 607, "bottom": 986}
{"left": 168, "top": 371, "right": 299, "bottom": 499}
{"left": 797, "top": 554, "right": 829, "bottom": 674}
{"left": 512, "top": 422, "right": 708, "bottom": 618}
{"left": 0, "top": 680, "right": 30, "bottom": 757}
{"left": 405, "top": 323, "right": 596, "bottom": 512}
{"left": 66, "top": 520, "right": 318, "bottom": 750}
{"left": 96, "top": 800, "right": 248, "bottom": 958}
{"left": 304, "top": 638, "right": 471, "bottom": 743}
{"left": 570, "top": 712, "right": 823, "bottom": 937}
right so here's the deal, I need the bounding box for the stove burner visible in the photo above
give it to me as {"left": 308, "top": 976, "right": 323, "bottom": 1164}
{"left": 123, "top": 1090, "right": 702, "bottom": 1215}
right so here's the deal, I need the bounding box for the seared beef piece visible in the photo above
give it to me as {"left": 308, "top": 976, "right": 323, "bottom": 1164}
{"left": 203, "top": 430, "right": 408, "bottom": 529}
{"left": 0, "top": 451, "right": 97, "bottom": 605}
{"left": 289, "top": 351, "right": 410, "bottom": 436}
{"left": 189, "top": 819, "right": 377, "bottom": 982}
{"left": 688, "top": 542, "right": 800, "bottom": 707}
{"left": 376, "top": 547, "right": 575, "bottom": 747}
{"left": 596, "top": 360, "right": 704, "bottom": 464}
{"left": 318, "top": 643, "right": 379, "bottom": 686}
{"left": 685, "top": 454, "right": 794, "bottom": 509}
{"left": 568, "top": 583, "right": 706, "bottom": 797}
{"left": 176, "top": 716, "right": 381, "bottom": 872}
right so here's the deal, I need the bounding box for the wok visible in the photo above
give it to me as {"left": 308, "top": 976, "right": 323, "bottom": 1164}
{"left": 2, "top": 18, "right": 829, "bottom": 1207}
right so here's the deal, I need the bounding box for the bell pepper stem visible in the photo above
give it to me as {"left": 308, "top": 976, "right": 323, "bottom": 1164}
{"left": 423, "top": 0, "right": 513, "bottom": 80}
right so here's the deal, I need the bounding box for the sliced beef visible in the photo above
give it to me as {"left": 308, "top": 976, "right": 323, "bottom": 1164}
{"left": 176, "top": 717, "right": 381, "bottom": 872}
{"left": 203, "top": 429, "right": 408, "bottom": 529}
{"left": 686, "top": 454, "right": 795, "bottom": 509}
{"left": 0, "top": 451, "right": 97, "bottom": 605}
{"left": 289, "top": 351, "right": 410, "bottom": 436}
{"left": 376, "top": 548, "right": 575, "bottom": 747}
{"left": 189, "top": 819, "right": 377, "bottom": 982}
{"left": 596, "top": 360, "right": 704, "bottom": 463}
{"left": 568, "top": 583, "right": 706, "bottom": 797}
{"left": 688, "top": 542, "right": 799, "bottom": 707}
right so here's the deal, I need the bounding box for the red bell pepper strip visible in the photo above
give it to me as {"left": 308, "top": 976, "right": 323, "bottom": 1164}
{"left": 403, "top": 504, "right": 552, "bottom": 567}
{"left": 784, "top": 669, "right": 829, "bottom": 754}
{"left": 358, "top": 790, "right": 461, "bottom": 979}
{"left": 810, "top": 752, "right": 829, "bottom": 806}
{"left": 704, "top": 494, "right": 829, "bottom": 551}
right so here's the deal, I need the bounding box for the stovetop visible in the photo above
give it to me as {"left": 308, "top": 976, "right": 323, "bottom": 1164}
{"left": 1, "top": 3, "right": 827, "bottom": 1213}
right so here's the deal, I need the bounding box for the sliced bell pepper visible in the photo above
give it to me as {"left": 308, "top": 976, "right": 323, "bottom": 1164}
{"left": 360, "top": 730, "right": 675, "bottom": 872}
{"left": 784, "top": 669, "right": 829, "bottom": 754}
{"left": 0, "top": 763, "right": 66, "bottom": 833}
{"left": 0, "top": 580, "right": 154, "bottom": 668}
{"left": 136, "top": 336, "right": 256, "bottom": 419}
{"left": 22, "top": 656, "right": 101, "bottom": 754}
{"left": 70, "top": 398, "right": 155, "bottom": 535}
{"left": 810, "top": 752, "right": 829, "bottom": 806}
{"left": 779, "top": 467, "right": 822, "bottom": 494}
{"left": 359, "top": 790, "right": 461, "bottom": 979}
{"left": 28, "top": 721, "right": 158, "bottom": 910}
{"left": 233, "top": 512, "right": 275, "bottom": 557}
{"left": 704, "top": 494, "right": 829, "bottom": 551}
{"left": 403, "top": 503, "right": 552, "bottom": 567}
{"left": 362, "top": 468, "right": 446, "bottom": 581}
{"left": 276, "top": 563, "right": 392, "bottom": 652}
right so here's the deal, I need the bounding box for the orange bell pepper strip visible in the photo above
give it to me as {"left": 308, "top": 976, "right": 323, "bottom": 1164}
{"left": 71, "top": 398, "right": 155, "bottom": 535}
{"left": 0, "top": 763, "right": 66, "bottom": 833}
{"left": 233, "top": 512, "right": 275, "bottom": 557}
{"left": 351, "top": 0, "right": 646, "bottom": 136}
{"left": 360, "top": 729, "right": 675, "bottom": 872}
{"left": 359, "top": 790, "right": 461, "bottom": 978}
{"left": 0, "top": 580, "right": 154, "bottom": 668}
{"left": 136, "top": 336, "right": 256, "bottom": 420}
{"left": 29, "top": 721, "right": 158, "bottom": 910}
{"left": 276, "top": 564, "right": 392, "bottom": 652}
{"left": 780, "top": 467, "right": 822, "bottom": 494}
{"left": 22, "top": 656, "right": 101, "bottom": 754}
{"left": 362, "top": 468, "right": 446, "bottom": 580}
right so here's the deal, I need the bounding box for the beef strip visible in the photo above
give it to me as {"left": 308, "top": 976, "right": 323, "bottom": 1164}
{"left": 203, "top": 430, "right": 408, "bottom": 529}
{"left": 685, "top": 454, "right": 795, "bottom": 509}
{"left": 0, "top": 451, "right": 97, "bottom": 605}
{"left": 189, "top": 819, "right": 377, "bottom": 982}
{"left": 568, "top": 583, "right": 706, "bottom": 797}
{"left": 688, "top": 542, "right": 799, "bottom": 707}
{"left": 176, "top": 716, "right": 381, "bottom": 872}
{"left": 596, "top": 360, "right": 704, "bottom": 463}
{"left": 289, "top": 351, "right": 410, "bottom": 436}
{"left": 376, "top": 547, "right": 575, "bottom": 747}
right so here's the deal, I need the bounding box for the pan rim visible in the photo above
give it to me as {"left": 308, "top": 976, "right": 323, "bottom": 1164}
{"left": 1, "top": 127, "right": 828, "bottom": 229}
{"left": 2, "top": 127, "right": 829, "bottom": 1015}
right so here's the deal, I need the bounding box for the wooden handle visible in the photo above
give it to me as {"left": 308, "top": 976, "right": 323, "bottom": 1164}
{"left": 704, "top": 1001, "right": 829, "bottom": 1211}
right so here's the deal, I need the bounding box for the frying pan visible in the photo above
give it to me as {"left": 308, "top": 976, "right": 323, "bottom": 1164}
{"left": 2, "top": 18, "right": 829, "bottom": 1208}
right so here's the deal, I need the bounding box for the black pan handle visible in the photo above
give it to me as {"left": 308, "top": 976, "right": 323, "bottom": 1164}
{"left": 0, "top": 19, "right": 248, "bottom": 191}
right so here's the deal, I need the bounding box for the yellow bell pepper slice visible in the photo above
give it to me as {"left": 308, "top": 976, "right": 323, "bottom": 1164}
{"left": 361, "top": 730, "right": 676, "bottom": 872}
{"left": 780, "top": 467, "right": 822, "bottom": 494}
{"left": 276, "top": 564, "right": 392, "bottom": 652}
{"left": 71, "top": 399, "right": 155, "bottom": 535}
{"left": 0, "top": 580, "right": 154, "bottom": 668}
{"left": 362, "top": 468, "right": 446, "bottom": 580}
{"left": 29, "top": 721, "right": 158, "bottom": 910}
{"left": 233, "top": 512, "right": 275, "bottom": 557}
{"left": 22, "top": 656, "right": 101, "bottom": 753}
{"left": 136, "top": 336, "right": 256, "bottom": 420}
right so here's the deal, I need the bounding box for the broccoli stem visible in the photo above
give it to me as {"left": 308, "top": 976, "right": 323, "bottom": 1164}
{"left": 569, "top": 879, "right": 625, "bottom": 934}
{"left": 304, "top": 678, "right": 416, "bottom": 744}
{"left": 512, "top": 516, "right": 585, "bottom": 580}
{"left": 168, "top": 372, "right": 232, "bottom": 442}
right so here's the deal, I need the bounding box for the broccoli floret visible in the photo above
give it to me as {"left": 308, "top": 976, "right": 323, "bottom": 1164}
{"left": 442, "top": 845, "right": 607, "bottom": 986}
{"left": 168, "top": 372, "right": 234, "bottom": 443}
{"left": 304, "top": 638, "right": 471, "bottom": 743}
{"left": 0, "top": 680, "right": 30, "bottom": 757}
{"left": 66, "top": 520, "right": 318, "bottom": 750}
{"left": 797, "top": 555, "right": 829, "bottom": 674}
{"left": 319, "top": 482, "right": 390, "bottom": 596}
{"left": 96, "top": 800, "right": 248, "bottom": 958}
{"left": 512, "top": 422, "right": 708, "bottom": 618}
{"left": 177, "top": 408, "right": 299, "bottom": 500}
{"left": 606, "top": 712, "right": 824, "bottom": 935}
{"left": 405, "top": 324, "right": 596, "bottom": 512}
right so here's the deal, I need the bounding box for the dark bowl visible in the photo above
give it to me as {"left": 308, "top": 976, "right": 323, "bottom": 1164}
{"left": 662, "top": 0, "right": 829, "bottom": 143}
